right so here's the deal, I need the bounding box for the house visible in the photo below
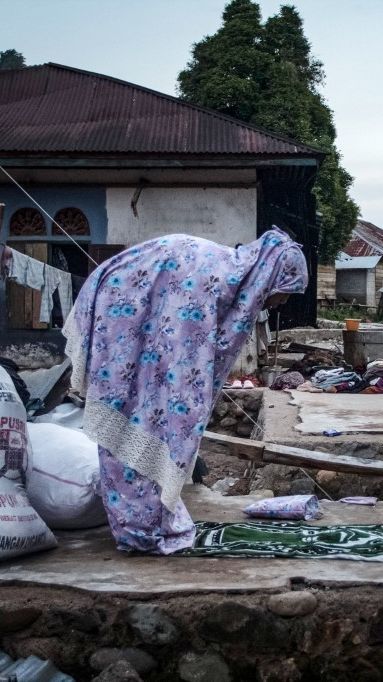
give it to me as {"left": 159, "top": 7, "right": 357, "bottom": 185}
{"left": 337, "top": 220, "right": 383, "bottom": 307}
{"left": 0, "top": 62, "right": 323, "bottom": 352}
{"left": 336, "top": 253, "right": 383, "bottom": 308}
{"left": 317, "top": 220, "right": 383, "bottom": 310}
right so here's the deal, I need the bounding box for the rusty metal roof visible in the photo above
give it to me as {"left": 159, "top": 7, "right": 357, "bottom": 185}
{"left": 0, "top": 63, "right": 323, "bottom": 158}
{"left": 344, "top": 219, "right": 383, "bottom": 257}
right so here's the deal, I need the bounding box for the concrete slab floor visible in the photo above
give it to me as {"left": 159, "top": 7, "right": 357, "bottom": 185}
{"left": 1, "top": 485, "right": 383, "bottom": 595}
{"left": 260, "top": 388, "right": 383, "bottom": 450}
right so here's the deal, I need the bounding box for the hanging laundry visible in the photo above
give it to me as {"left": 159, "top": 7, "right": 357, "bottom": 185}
{"left": 40, "top": 265, "right": 73, "bottom": 324}
{"left": 7, "top": 248, "right": 44, "bottom": 290}
{"left": 57, "top": 270, "right": 73, "bottom": 322}
{"left": 3, "top": 247, "right": 73, "bottom": 323}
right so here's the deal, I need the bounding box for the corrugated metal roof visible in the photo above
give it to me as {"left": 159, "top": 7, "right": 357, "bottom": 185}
{"left": 336, "top": 252, "right": 381, "bottom": 270}
{"left": 0, "top": 650, "right": 74, "bottom": 681}
{"left": 344, "top": 219, "right": 383, "bottom": 257}
{"left": 0, "top": 63, "right": 324, "bottom": 157}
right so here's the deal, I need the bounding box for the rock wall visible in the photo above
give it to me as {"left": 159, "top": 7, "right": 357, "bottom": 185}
{"left": 208, "top": 389, "right": 263, "bottom": 439}
{"left": 1, "top": 585, "right": 383, "bottom": 681}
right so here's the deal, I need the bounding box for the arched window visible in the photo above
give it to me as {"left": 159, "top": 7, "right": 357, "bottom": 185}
{"left": 10, "top": 207, "right": 46, "bottom": 236}
{"left": 53, "top": 207, "right": 90, "bottom": 236}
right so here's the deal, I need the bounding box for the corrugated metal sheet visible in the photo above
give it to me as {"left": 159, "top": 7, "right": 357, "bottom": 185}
{"left": 336, "top": 253, "right": 381, "bottom": 270}
{"left": 0, "top": 650, "right": 74, "bottom": 682}
{"left": 0, "top": 63, "right": 323, "bottom": 157}
{"left": 344, "top": 219, "right": 383, "bottom": 257}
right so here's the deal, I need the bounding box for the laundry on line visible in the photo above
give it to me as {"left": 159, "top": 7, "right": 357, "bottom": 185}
{"left": 0, "top": 244, "right": 73, "bottom": 324}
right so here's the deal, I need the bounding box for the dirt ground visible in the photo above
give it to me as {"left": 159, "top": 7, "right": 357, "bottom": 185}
{"left": 200, "top": 445, "right": 251, "bottom": 495}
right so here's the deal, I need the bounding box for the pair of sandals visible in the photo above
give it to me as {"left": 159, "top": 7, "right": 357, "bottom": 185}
{"left": 227, "top": 379, "right": 256, "bottom": 389}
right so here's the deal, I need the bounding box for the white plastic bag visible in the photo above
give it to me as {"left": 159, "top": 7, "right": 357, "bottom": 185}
{"left": 27, "top": 422, "right": 107, "bottom": 529}
{"left": 0, "top": 367, "right": 57, "bottom": 560}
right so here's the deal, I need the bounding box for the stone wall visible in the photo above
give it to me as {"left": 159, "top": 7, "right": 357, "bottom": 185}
{"left": 2, "top": 585, "right": 383, "bottom": 681}
{"left": 208, "top": 389, "right": 263, "bottom": 439}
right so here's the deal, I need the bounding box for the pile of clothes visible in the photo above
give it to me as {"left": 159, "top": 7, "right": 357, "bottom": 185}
{"left": 311, "top": 367, "right": 365, "bottom": 393}
{"left": 271, "top": 361, "right": 383, "bottom": 395}
{"left": 362, "top": 360, "right": 383, "bottom": 394}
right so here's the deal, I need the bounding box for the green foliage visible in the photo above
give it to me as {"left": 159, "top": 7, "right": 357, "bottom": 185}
{"left": 319, "top": 305, "right": 382, "bottom": 323}
{"left": 177, "top": 0, "right": 359, "bottom": 263}
{"left": 0, "top": 49, "right": 25, "bottom": 70}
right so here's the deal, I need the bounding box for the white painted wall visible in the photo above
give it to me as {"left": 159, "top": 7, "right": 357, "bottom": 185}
{"left": 106, "top": 187, "right": 257, "bottom": 246}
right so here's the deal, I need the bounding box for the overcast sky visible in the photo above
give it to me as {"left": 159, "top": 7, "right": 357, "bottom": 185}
{"left": 1, "top": 0, "right": 382, "bottom": 226}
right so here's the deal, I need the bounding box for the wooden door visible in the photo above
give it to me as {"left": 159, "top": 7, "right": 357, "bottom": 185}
{"left": 88, "top": 244, "right": 126, "bottom": 273}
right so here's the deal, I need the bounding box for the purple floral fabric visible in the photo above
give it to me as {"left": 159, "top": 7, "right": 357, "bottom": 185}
{"left": 64, "top": 228, "right": 308, "bottom": 554}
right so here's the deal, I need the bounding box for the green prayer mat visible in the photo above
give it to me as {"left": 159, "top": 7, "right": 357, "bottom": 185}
{"left": 181, "top": 521, "right": 383, "bottom": 561}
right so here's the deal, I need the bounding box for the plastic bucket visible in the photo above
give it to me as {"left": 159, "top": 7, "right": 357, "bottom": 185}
{"left": 345, "top": 318, "right": 361, "bottom": 331}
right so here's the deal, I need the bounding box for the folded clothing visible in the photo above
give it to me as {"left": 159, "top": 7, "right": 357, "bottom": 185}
{"left": 340, "top": 497, "right": 378, "bottom": 506}
{"left": 312, "top": 368, "right": 363, "bottom": 392}
{"left": 270, "top": 371, "right": 305, "bottom": 390}
{"left": 243, "top": 494, "right": 322, "bottom": 521}
{"left": 364, "top": 360, "right": 383, "bottom": 383}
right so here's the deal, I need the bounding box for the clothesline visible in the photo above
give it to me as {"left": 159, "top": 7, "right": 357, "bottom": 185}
{"left": 0, "top": 165, "right": 98, "bottom": 267}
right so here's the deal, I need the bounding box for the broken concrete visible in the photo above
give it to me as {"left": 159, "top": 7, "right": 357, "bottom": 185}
{"left": 1, "top": 487, "right": 383, "bottom": 680}
{"left": 251, "top": 388, "right": 383, "bottom": 498}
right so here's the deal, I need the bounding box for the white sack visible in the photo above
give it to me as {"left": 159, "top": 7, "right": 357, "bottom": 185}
{"left": 0, "top": 367, "right": 57, "bottom": 560}
{"left": 34, "top": 403, "right": 84, "bottom": 430}
{"left": 27, "top": 423, "right": 107, "bottom": 529}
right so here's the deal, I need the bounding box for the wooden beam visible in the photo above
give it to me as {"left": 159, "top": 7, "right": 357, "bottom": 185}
{"left": 202, "top": 430, "right": 265, "bottom": 461}
{"left": 203, "top": 430, "right": 383, "bottom": 477}
{"left": 263, "top": 443, "right": 383, "bottom": 477}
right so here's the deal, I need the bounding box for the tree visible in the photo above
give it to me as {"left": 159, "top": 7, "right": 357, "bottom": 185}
{"left": 0, "top": 49, "right": 26, "bottom": 70}
{"left": 178, "top": 1, "right": 358, "bottom": 263}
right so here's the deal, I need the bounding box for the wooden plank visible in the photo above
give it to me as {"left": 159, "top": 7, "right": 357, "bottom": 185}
{"left": 203, "top": 430, "right": 383, "bottom": 477}
{"left": 317, "top": 264, "right": 336, "bottom": 300}
{"left": 7, "top": 242, "right": 26, "bottom": 329}
{"left": 263, "top": 443, "right": 383, "bottom": 476}
{"left": 202, "top": 430, "right": 265, "bottom": 460}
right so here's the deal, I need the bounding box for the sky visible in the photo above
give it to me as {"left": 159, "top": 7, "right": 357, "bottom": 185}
{"left": 1, "top": 0, "right": 382, "bottom": 226}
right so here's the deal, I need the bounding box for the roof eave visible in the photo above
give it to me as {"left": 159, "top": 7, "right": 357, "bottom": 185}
{"left": 0, "top": 153, "right": 321, "bottom": 169}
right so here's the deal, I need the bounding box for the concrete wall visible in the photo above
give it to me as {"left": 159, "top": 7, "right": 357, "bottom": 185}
{"left": 106, "top": 187, "right": 257, "bottom": 246}
{"left": 336, "top": 269, "right": 367, "bottom": 304}
{"left": 0, "top": 185, "right": 107, "bottom": 243}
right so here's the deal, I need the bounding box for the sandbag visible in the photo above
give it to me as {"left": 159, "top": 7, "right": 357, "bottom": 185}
{"left": 34, "top": 402, "right": 84, "bottom": 430}
{"left": 27, "top": 422, "right": 107, "bottom": 529}
{"left": 0, "top": 367, "right": 57, "bottom": 560}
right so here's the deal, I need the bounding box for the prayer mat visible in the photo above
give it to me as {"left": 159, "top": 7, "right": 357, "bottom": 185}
{"left": 180, "top": 521, "right": 383, "bottom": 561}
